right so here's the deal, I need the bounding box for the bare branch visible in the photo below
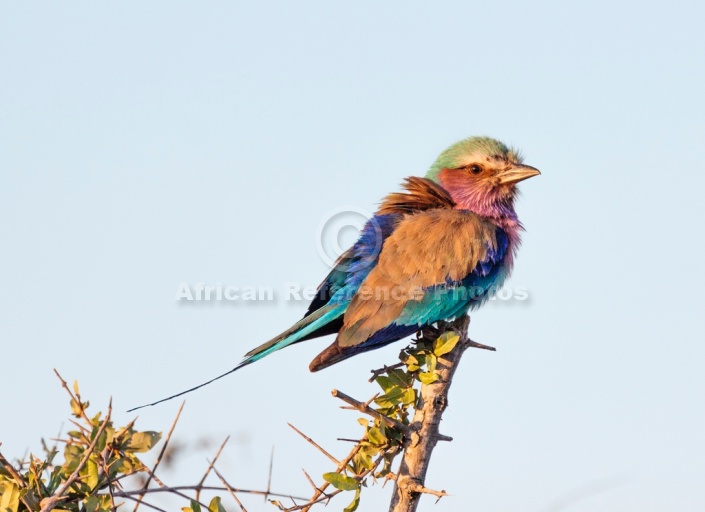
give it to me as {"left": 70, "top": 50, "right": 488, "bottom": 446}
{"left": 53, "top": 369, "right": 92, "bottom": 424}
{"left": 300, "top": 469, "right": 324, "bottom": 495}
{"left": 213, "top": 466, "right": 248, "bottom": 512}
{"left": 297, "top": 443, "right": 363, "bottom": 512}
{"left": 136, "top": 465, "right": 213, "bottom": 511}
{"left": 119, "top": 494, "right": 169, "bottom": 512}
{"left": 134, "top": 400, "right": 185, "bottom": 511}
{"left": 195, "top": 435, "right": 230, "bottom": 502}
{"left": 114, "top": 484, "right": 307, "bottom": 501}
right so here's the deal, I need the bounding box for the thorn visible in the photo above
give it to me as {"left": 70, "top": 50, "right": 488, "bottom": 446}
{"left": 287, "top": 423, "right": 340, "bottom": 466}
{"left": 465, "top": 339, "right": 497, "bottom": 351}
{"left": 363, "top": 393, "right": 380, "bottom": 408}
{"left": 265, "top": 446, "right": 274, "bottom": 503}
{"left": 407, "top": 481, "right": 448, "bottom": 500}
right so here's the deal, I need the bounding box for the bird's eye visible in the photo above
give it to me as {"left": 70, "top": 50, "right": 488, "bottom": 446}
{"left": 470, "top": 165, "right": 483, "bottom": 175}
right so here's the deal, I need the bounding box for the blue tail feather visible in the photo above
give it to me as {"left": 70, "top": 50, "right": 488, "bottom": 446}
{"left": 242, "top": 304, "right": 346, "bottom": 363}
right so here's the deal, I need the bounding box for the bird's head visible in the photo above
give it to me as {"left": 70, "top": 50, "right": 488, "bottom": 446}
{"left": 426, "top": 136, "right": 540, "bottom": 218}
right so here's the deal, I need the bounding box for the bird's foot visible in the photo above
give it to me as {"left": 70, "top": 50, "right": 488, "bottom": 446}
{"left": 418, "top": 325, "right": 440, "bottom": 341}
{"left": 437, "top": 316, "right": 470, "bottom": 337}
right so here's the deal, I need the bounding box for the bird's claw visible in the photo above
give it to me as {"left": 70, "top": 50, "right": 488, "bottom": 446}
{"left": 419, "top": 325, "right": 441, "bottom": 340}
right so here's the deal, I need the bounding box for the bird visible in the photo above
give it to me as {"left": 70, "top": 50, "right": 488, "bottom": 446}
{"left": 129, "top": 136, "right": 539, "bottom": 411}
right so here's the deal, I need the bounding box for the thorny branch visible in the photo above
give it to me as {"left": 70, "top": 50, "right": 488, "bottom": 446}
{"left": 332, "top": 389, "right": 409, "bottom": 434}
{"left": 388, "top": 316, "right": 477, "bottom": 512}
{"left": 0, "top": 371, "right": 304, "bottom": 512}
{"left": 39, "top": 397, "right": 113, "bottom": 512}
{"left": 2, "top": 317, "right": 484, "bottom": 512}
{"left": 283, "top": 316, "right": 484, "bottom": 512}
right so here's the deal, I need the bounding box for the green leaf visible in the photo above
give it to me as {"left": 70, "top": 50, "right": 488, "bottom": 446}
{"left": 388, "top": 368, "right": 413, "bottom": 387}
{"left": 403, "top": 354, "right": 419, "bottom": 371}
{"left": 104, "top": 426, "right": 115, "bottom": 445}
{"left": 208, "top": 496, "right": 226, "bottom": 512}
{"left": 82, "top": 495, "right": 112, "bottom": 512}
{"left": 374, "top": 386, "right": 410, "bottom": 407}
{"left": 425, "top": 353, "right": 437, "bottom": 372}
{"left": 0, "top": 482, "right": 20, "bottom": 512}
{"left": 188, "top": 499, "right": 202, "bottom": 512}
{"left": 351, "top": 450, "right": 374, "bottom": 473}
{"left": 375, "top": 376, "right": 396, "bottom": 393}
{"left": 401, "top": 388, "right": 416, "bottom": 405}
{"left": 84, "top": 458, "right": 99, "bottom": 489}
{"left": 70, "top": 399, "right": 88, "bottom": 417}
{"left": 95, "top": 429, "right": 108, "bottom": 452}
{"left": 90, "top": 412, "right": 103, "bottom": 427}
{"left": 343, "top": 487, "right": 361, "bottom": 512}
{"left": 322, "top": 472, "right": 359, "bottom": 491}
{"left": 127, "top": 431, "right": 162, "bottom": 453}
{"left": 367, "top": 427, "right": 386, "bottom": 446}
{"left": 433, "top": 332, "right": 460, "bottom": 356}
{"left": 83, "top": 495, "right": 99, "bottom": 512}
{"left": 418, "top": 372, "right": 439, "bottom": 385}
{"left": 361, "top": 443, "right": 379, "bottom": 458}
{"left": 47, "top": 466, "right": 64, "bottom": 493}
{"left": 63, "top": 444, "right": 83, "bottom": 472}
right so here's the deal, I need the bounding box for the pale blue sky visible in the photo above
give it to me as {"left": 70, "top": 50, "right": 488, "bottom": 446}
{"left": 2, "top": 2, "right": 704, "bottom": 511}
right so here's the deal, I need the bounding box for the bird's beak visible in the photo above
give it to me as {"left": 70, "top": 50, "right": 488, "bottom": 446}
{"left": 497, "top": 164, "right": 541, "bottom": 185}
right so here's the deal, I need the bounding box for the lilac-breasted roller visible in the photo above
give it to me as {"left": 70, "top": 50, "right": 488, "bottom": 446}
{"left": 130, "top": 136, "right": 539, "bottom": 410}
